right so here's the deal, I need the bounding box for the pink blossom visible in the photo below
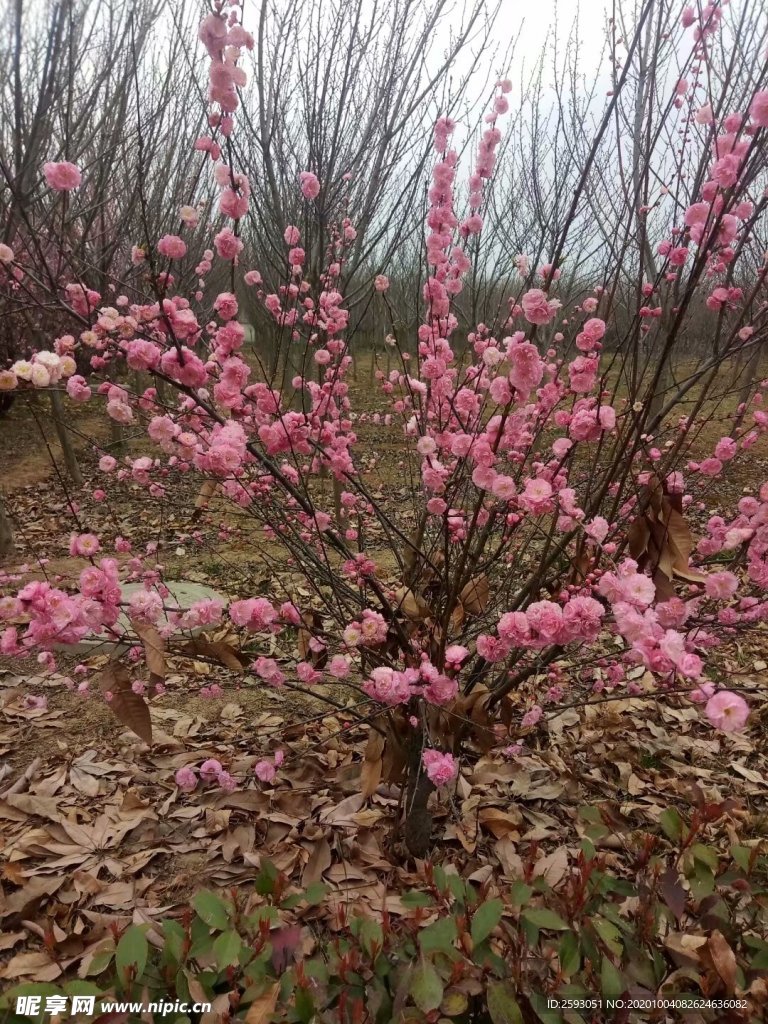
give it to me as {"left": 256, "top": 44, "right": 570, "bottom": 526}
{"left": 175, "top": 766, "right": 198, "bottom": 792}
{"left": 690, "top": 681, "right": 716, "bottom": 703}
{"left": 299, "top": 171, "right": 321, "bottom": 199}
{"left": 217, "top": 770, "right": 237, "bottom": 792}
{"left": 705, "top": 571, "right": 738, "bottom": 600}
{"left": 521, "top": 705, "right": 543, "bottom": 728}
{"left": 214, "top": 227, "right": 243, "bottom": 260}
{"left": 699, "top": 458, "right": 723, "bottom": 478}
{"left": 44, "top": 161, "right": 82, "bottom": 191}
{"left": 229, "top": 597, "right": 277, "bottom": 631}
{"left": 705, "top": 691, "right": 749, "bottom": 732}
{"left": 328, "top": 655, "right": 350, "bottom": 678}
{"left": 519, "top": 477, "right": 553, "bottom": 514}
{"left": 69, "top": 533, "right": 100, "bottom": 557}
{"left": 200, "top": 758, "right": 223, "bottom": 781}
{"left": 749, "top": 90, "right": 768, "bottom": 128}
{"left": 363, "top": 666, "right": 414, "bottom": 705}
{"left": 157, "top": 235, "right": 187, "bottom": 259}
{"left": 585, "top": 517, "right": 609, "bottom": 543}
{"left": 714, "top": 437, "right": 736, "bottom": 461}
{"left": 254, "top": 759, "right": 276, "bottom": 782}
{"left": 128, "top": 589, "right": 164, "bottom": 624}
{"left": 374, "top": 275, "right": 390, "bottom": 292}
{"left": 521, "top": 288, "right": 558, "bottom": 325}
{"left": 421, "top": 749, "right": 458, "bottom": 787}
{"left": 444, "top": 644, "right": 469, "bottom": 669}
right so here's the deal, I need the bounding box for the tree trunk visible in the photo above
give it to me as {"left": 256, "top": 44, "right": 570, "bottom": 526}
{"left": 0, "top": 491, "right": 13, "bottom": 558}
{"left": 734, "top": 342, "right": 762, "bottom": 431}
{"left": 49, "top": 389, "right": 83, "bottom": 487}
{"left": 109, "top": 417, "right": 125, "bottom": 455}
{"left": 403, "top": 731, "right": 435, "bottom": 857}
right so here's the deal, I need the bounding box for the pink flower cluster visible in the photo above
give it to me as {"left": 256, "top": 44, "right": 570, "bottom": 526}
{"left": 421, "top": 749, "right": 458, "bottom": 787}
{"left": 175, "top": 758, "right": 237, "bottom": 793}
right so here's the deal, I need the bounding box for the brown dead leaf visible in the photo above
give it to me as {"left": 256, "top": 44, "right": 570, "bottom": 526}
{"left": 533, "top": 846, "right": 569, "bottom": 887}
{"left": 244, "top": 983, "right": 280, "bottom": 1024}
{"left": 360, "top": 728, "right": 385, "bottom": 798}
{"left": 478, "top": 807, "right": 522, "bottom": 839}
{"left": 460, "top": 575, "right": 490, "bottom": 615}
{"left": 182, "top": 637, "right": 246, "bottom": 673}
{"left": 131, "top": 620, "right": 166, "bottom": 681}
{"left": 97, "top": 663, "right": 152, "bottom": 745}
{"left": 394, "top": 586, "right": 431, "bottom": 621}
{"left": 302, "top": 838, "right": 332, "bottom": 886}
{"left": 707, "top": 930, "right": 737, "bottom": 992}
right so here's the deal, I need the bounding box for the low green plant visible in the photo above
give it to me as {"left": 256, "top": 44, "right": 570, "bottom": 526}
{"left": 2, "top": 805, "right": 767, "bottom": 1023}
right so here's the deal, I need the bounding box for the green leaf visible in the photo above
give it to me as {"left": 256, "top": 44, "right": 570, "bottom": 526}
{"left": 255, "top": 859, "right": 279, "bottom": 896}
{"left": 400, "top": 890, "right": 435, "bottom": 909}
{"left": 659, "top": 808, "right": 684, "bottom": 843}
{"left": 486, "top": 980, "right": 524, "bottom": 1024}
{"left": 558, "top": 931, "right": 581, "bottom": 977}
{"left": 432, "top": 865, "right": 448, "bottom": 892}
{"left": 692, "top": 843, "right": 719, "bottom": 871}
{"left": 688, "top": 862, "right": 715, "bottom": 900}
{"left": 303, "top": 882, "right": 329, "bottom": 905}
{"left": 213, "top": 929, "right": 242, "bottom": 970}
{"left": 730, "top": 844, "right": 752, "bottom": 873}
{"left": 578, "top": 805, "right": 603, "bottom": 823}
{"left": 162, "top": 919, "right": 186, "bottom": 966}
{"left": 409, "top": 960, "right": 443, "bottom": 1012}
{"left": 521, "top": 908, "right": 569, "bottom": 931}
{"left": 115, "top": 926, "right": 148, "bottom": 987}
{"left": 592, "top": 916, "right": 623, "bottom": 957}
{"left": 0, "top": 983, "right": 61, "bottom": 1012}
{"left": 62, "top": 982, "right": 104, "bottom": 998}
{"left": 509, "top": 882, "right": 532, "bottom": 907}
{"left": 471, "top": 898, "right": 504, "bottom": 946}
{"left": 357, "top": 917, "right": 384, "bottom": 958}
{"left": 580, "top": 837, "right": 597, "bottom": 861}
{"left": 445, "top": 874, "right": 467, "bottom": 902}
{"left": 83, "top": 941, "right": 115, "bottom": 977}
{"left": 295, "top": 986, "right": 315, "bottom": 1023}
{"left": 193, "top": 890, "right": 230, "bottom": 931}
{"left": 600, "top": 957, "right": 625, "bottom": 999}
{"left": 419, "top": 916, "right": 457, "bottom": 954}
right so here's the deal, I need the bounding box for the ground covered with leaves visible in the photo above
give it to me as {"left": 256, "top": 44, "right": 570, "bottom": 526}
{"left": 2, "top": 368, "right": 768, "bottom": 1022}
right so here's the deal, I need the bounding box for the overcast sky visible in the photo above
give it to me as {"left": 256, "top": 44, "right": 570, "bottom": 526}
{"left": 425, "top": 0, "right": 615, "bottom": 109}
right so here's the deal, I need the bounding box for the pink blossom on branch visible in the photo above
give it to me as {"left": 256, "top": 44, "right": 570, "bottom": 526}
{"left": 44, "top": 161, "right": 82, "bottom": 191}
{"left": 421, "top": 749, "right": 459, "bottom": 787}
{"left": 299, "top": 171, "right": 321, "bottom": 199}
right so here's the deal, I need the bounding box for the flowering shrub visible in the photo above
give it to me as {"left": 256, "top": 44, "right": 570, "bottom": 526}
{"left": 1, "top": 1, "right": 768, "bottom": 853}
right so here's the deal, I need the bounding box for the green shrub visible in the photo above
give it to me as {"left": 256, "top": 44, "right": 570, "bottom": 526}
{"left": 2, "top": 807, "right": 767, "bottom": 1023}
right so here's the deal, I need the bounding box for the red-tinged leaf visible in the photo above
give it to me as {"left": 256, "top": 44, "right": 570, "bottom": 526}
{"left": 660, "top": 866, "right": 686, "bottom": 921}
{"left": 270, "top": 926, "right": 301, "bottom": 973}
